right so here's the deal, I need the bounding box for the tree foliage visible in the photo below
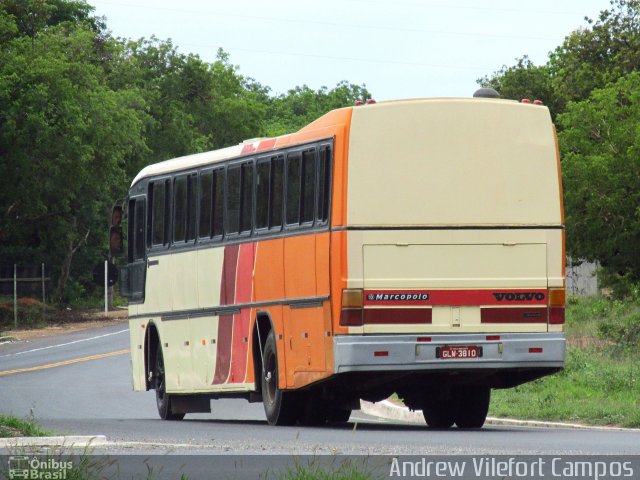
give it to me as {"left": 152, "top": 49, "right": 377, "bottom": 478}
{"left": 559, "top": 73, "right": 640, "bottom": 284}
{"left": 479, "top": 0, "right": 640, "bottom": 290}
{"left": 263, "top": 81, "right": 371, "bottom": 136}
{"left": 550, "top": 0, "right": 640, "bottom": 104}
{"left": 478, "top": 56, "right": 563, "bottom": 119}
{"left": 0, "top": 0, "right": 368, "bottom": 304}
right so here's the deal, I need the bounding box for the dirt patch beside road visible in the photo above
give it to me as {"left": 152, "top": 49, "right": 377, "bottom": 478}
{"left": 1, "top": 309, "right": 128, "bottom": 341}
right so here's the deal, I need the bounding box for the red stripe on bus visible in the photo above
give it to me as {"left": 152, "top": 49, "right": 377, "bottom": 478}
{"left": 363, "top": 308, "right": 432, "bottom": 324}
{"left": 364, "top": 289, "right": 547, "bottom": 306}
{"left": 481, "top": 307, "right": 548, "bottom": 323}
{"left": 229, "top": 242, "right": 256, "bottom": 383}
{"left": 241, "top": 143, "right": 257, "bottom": 155}
{"left": 257, "top": 138, "right": 277, "bottom": 152}
{"left": 213, "top": 244, "right": 240, "bottom": 385}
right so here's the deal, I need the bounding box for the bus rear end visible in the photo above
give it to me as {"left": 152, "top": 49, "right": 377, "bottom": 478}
{"left": 332, "top": 98, "right": 565, "bottom": 428}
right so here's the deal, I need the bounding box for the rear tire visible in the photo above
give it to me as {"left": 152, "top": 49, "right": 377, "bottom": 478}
{"left": 421, "top": 398, "right": 455, "bottom": 429}
{"left": 326, "top": 408, "right": 352, "bottom": 424}
{"left": 262, "top": 331, "right": 299, "bottom": 425}
{"left": 454, "top": 387, "right": 490, "bottom": 429}
{"left": 154, "top": 345, "right": 185, "bottom": 421}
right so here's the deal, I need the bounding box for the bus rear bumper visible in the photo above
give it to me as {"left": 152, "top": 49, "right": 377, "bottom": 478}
{"left": 333, "top": 332, "right": 565, "bottom": 373}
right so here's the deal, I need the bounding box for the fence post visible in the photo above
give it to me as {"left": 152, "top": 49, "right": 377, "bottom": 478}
{"left": 104, "top": 260, "right": 108, "bottom": 314}
{"left": 13, "top": 264, "right": 17, "bottom": 329}
{"left": 41, "top": 263, "right": 46, "bottom": 324}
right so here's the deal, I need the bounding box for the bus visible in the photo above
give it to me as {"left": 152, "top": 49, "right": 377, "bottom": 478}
{"left": 118, "top": 93, "right": 565, "bottom": 428}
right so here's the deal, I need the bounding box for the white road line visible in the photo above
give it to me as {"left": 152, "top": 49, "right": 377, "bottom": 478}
{"left": 0, "top": 329, "right": 128, "bottom": 358}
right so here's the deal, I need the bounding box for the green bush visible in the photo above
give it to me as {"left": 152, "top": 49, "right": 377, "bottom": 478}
{"left": 598, "top": 310, "right": 640, "bottom": 348}
{"left": 0, "top": 298, "right": 51, "bottom": 329}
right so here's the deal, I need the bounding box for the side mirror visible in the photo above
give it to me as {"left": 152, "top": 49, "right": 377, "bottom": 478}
{"left": 111, "top": 205, "right": 123, "bottom": 226}
{"left": 109, "top": 204, "right": 125, "bottom": 258}
{"left": 109, "top": 225, "right": 124, "bottom": 257}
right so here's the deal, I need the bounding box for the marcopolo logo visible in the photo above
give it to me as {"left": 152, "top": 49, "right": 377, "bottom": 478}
{"left": 367, "top": 292, "right": 430, "bottom": 302}
{"left": 8, "top": 456, "right": 73, "bottom": 480}
{"left": 493, "top": 292, "right": 546, "bottom": 302}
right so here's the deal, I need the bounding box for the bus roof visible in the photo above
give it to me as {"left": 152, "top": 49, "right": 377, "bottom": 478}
{"left": 130, "top": 97, "right": 525, "bottom": 188}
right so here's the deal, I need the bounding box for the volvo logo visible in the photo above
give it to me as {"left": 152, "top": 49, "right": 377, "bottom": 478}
{"left": 493, "top": 292, "right": 545, "bottom": 302}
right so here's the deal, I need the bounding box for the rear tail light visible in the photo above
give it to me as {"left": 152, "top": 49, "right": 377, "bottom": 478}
{"left": 549, "top": 307, "right": 565, "bottom": 324}
{"left": 549, "top": 288, "right": 565, "bottom": 306}
{"left": 340, "top": 289, "right": 363, "bottom": 326}
{"left": 548, "top": 288, "right": 565, "bottom": 324}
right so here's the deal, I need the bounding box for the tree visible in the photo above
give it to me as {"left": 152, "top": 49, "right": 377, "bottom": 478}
{"left": 550, "top": 0, "right": 640, "bottom": 104}
{"left": 0, "top": 18, "right": 149, "bottom": 302}
{"left": 263, "top": 81, "right": 371, "bottom": 136}
{"left": 478, "top": 56, "right": 563, "bottom": 117}
{"left": 559, "top": 72, "right": 640, "bottom": 284}
{"left": 110, "top": 40, "right": 265, "bottom": 170}
{"left": 0, "top": 0, "right": 368, "bottom": 305}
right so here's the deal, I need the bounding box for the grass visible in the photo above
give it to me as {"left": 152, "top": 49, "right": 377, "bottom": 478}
{"left": 489, "top": 295, "right": 640, "bottom": 427}
{"left": 489, "top": 346, "right": 640, "bottom": 427}
{"left": 268, "top": 458, "right": 381, "bottom": 480}
{"left": 0, "top": 413, "right": 51, "bottom": 438}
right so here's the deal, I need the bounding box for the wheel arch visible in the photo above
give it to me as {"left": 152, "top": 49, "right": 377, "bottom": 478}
{"left": 144, "top": 321, "right": 161, "bottom": 391}
{"left": 252, "top": 311, "right": 274, "bottom": 393}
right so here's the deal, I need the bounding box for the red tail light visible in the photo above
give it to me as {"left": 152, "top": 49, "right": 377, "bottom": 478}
{"left": 340, "top": 309, "right": 363, "bottom": 326}
{"left": 549, "top": 307, "right": 565, "bottom": 324}
{"left": 340, "top": 289, "right": 363, "bottom": 326}
{"left": 548, "top": 288, "right": 565, "bottom": 325}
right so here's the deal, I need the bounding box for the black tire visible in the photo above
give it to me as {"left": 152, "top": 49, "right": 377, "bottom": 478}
{"left": 421, "top": 398, "right": 455, "bottom": 429}
{"left": 297, "top": 391, "right": 329, "bottom": 426}
{"left": 154, "top": 345, "right": 185, "bottom": 421}
{"left": 453, "top": 387, "right": 490, "bottom": 429}
{"left": 262, "top": 331, "right": 299, "bottom": 425}
{"left": 326, "top": 408, "right": 352, "bottom": 424}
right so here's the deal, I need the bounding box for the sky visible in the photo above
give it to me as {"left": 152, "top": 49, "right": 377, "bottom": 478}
{"left": 89, "top": 0, "right": 609, "bottom": 101}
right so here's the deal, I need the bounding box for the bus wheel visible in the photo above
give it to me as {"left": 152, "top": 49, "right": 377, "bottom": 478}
{"left": 326, "top": 408, "right": 352, "bottom": 424}
{"left": 454, "top": 387, "right": 490, "bottom": 429}
{"left": 262, "top": 331, "right": 298, "bottom": 426}
{"left": 422, "top": 398, "right": 455, "bottom": 429}
{"left": 298, "top": 391, "right": 328, "bottom": 426}
{"left": 154, "top": 345, "right": 185, "bottom": 421}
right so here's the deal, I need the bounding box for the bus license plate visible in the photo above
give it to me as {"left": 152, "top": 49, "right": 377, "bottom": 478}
{"left": 436, "top": 345, "right": 482, "bottom": 359}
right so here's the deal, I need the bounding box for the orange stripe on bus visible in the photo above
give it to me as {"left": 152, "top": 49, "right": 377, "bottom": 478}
{"left": 229, "top": 242, "right": 255, "bottom": 383}
{"left": 213, "top": 244, "right": 240, "bottom": 385}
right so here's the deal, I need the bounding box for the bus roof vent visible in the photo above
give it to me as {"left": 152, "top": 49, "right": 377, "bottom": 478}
{"left": 473, "top": 88, "right": 500, "bottom": 99}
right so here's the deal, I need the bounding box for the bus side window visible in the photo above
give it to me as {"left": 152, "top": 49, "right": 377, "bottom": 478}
{"left": 128, "top": 197, "right": 146, "bottom": 262}
{"left": 212, "top": 168, "right": 224, "bottom": 238}
{"left": 270, "top": 155, "right": 283, "bottom": 230}
{"left": 226, "top": 164, "right": 241, "bottom": 235}
{"left": 186, "top": 173, "right": 197, "bottom": 241}
{"left": 150, "top": 180, "right": 168, "bottom": 247}
{"left": 198, "top": 171, "right": 213, "bottom": 239}
{"left": 286, "top": 152, "right": 301, "bottom": 225}
{"left": 240, "top": 161, "right": 254, "bottom": 234}
{"left": 317, "top": 144, "right": 331, "bottom": 224}
{"left": 301, "top": 148, "right": 316, "bottom": 224}
{"left": 256, "top": 159, "right": 270, "bottom": 231}
{"left": 173, "top": 176, "right": 187, "bottom": 243}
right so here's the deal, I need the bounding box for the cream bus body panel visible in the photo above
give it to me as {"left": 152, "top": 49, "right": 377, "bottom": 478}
{"left": 345, "top": 228, "right": 561, "bottom": 334}
{"left": 347, "top": 99, "right": 561, "bottom": 227}
{"left": 338, "top": 99, "right": 564, "bottom": 373}
{"left": 132, "top": 246, "right": 253, "bottom": 394}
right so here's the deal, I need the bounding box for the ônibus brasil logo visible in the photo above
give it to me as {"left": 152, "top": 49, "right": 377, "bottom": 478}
{"left": 8, "top": 456, "right": 73, "bottom": 480}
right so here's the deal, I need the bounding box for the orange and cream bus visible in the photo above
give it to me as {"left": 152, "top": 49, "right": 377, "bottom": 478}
{"left": 119, "top": 92, "right": 565, "bottom": 429}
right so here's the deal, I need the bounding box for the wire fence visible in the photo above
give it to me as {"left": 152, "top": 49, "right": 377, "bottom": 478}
{"left": 0, "top": 264, "right": 50, "bottom": 329}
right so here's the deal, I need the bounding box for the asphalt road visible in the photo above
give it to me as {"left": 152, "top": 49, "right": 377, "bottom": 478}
{"left": 1, "top": 323, "right": 640, "bottom": 456}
